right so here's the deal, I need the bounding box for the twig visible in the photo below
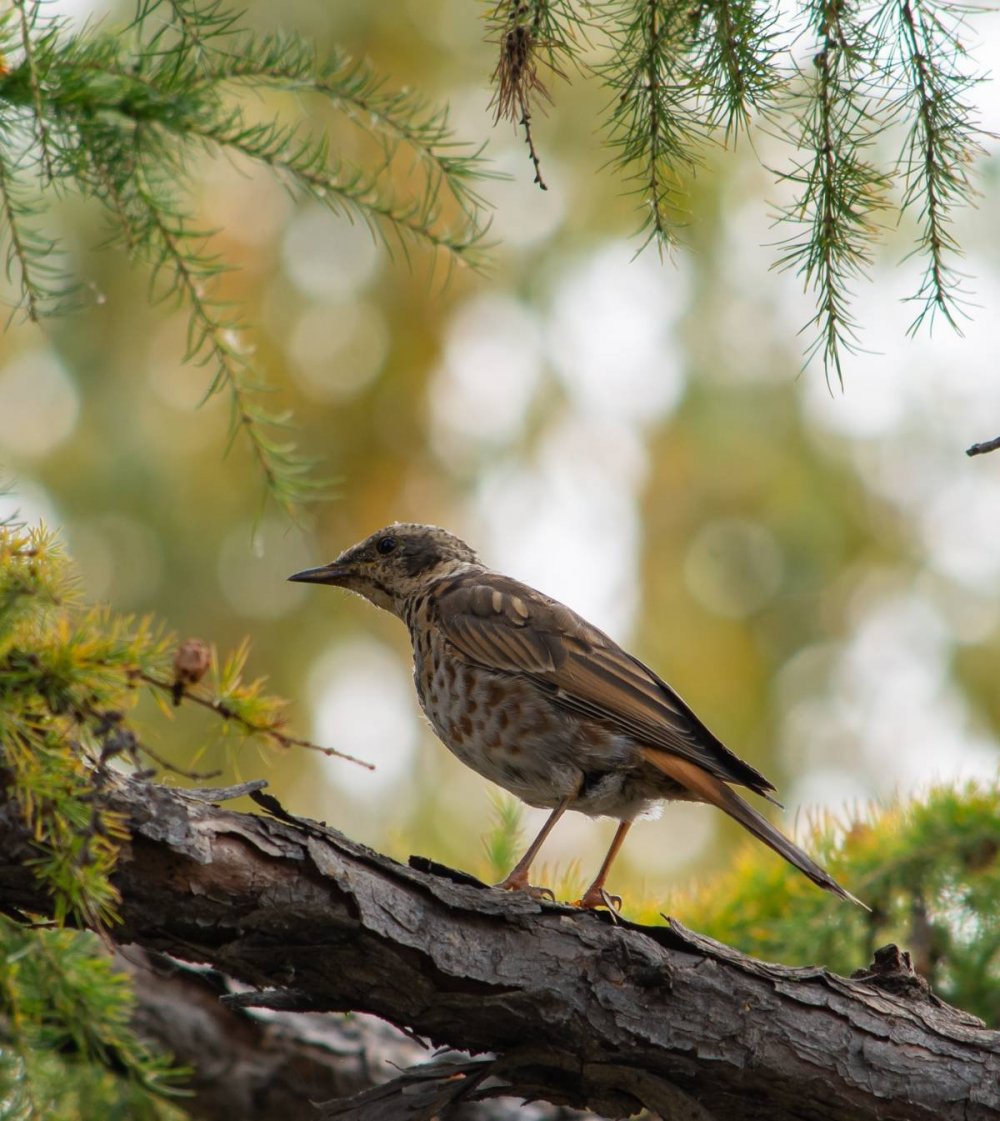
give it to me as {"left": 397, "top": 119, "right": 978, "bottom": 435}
{"left": 966, "top": 435, "right": 1000, "bottom": 457}
{"left": 137, "top": 670, "right": 375, "bottom": 770}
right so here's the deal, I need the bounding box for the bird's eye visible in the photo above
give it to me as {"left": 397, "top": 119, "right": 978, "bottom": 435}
{"left": 376, "top": 535, "right": 397, "bottom": 556}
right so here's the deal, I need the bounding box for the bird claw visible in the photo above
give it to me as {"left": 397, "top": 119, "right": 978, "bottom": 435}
{"left": 495, "top": 876, "right": 555, "bottom": 902}
{"left": 573, "top": 886, "right": 623, "bottom": 913}
{"left": 522, "top": 884, "right": 556, "bottom": 902}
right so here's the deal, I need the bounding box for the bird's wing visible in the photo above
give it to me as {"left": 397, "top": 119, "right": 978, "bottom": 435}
{"left": 432, "top": 573, "right": 776, "bottom": 796}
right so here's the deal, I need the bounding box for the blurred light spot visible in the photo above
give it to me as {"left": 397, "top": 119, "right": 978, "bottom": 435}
{"left": 282, "top": 205, "right": 380, "bottom": 301}
{"left": 480, "top": 142, "right": 568, "bottom": 249}
{"left": 473, "top": 417, "right": 645, "bottom": 638}
{"left": 916, "top": 573, "right": 1000, "bottom": 645}
{"left": 787, "top": 769, "right": 873, "bottom": 815}
{"left": 547, "top": 242, "right": 686, "bottom": 424}
{"left": 308, "top": 639, "right": 420, "bottom": 799}
{"left": 0, "top": 350, "right": 79, "bottom": 457}
{"left": 47, "top": 0, "right": 110, "bottom": 28}
{"left": 202, "top": 165, "right": 293, "bottom": 248}
{"left": 837, "top": 592, "right": 949, "bottom": 703}
{"left": 66, "top": 513, "right": 163, "bottom": 606}
{"left": 780, "top": 590, "right": 999, "bottom": 800}
{"left": 776, "top": 645, "right": 861, "bottom": 773}
{"left": 289, "top": 300, "right": 388, "bottom": 401}
{"left": 429, "top": 293, "right": 543, "bottom": 461}
{"left": 683, "top": 519, "right": 784, "bottom": 618}
{"left": 872, "top": 685, "right": 999, "bottom": 790}
{"left": 216, "top": 519, "right": 313, "bottom": 619}
{"left": 780, "top": 694, "right": 860, "bottom": 773}
{"left": 919, "top": 474, "right": 1000, "bottom": 593}
{"left": 712, "top": 294, "right": 783, "bottom": 383}
{"left": 773, "top": 642, "right": 838, "bottom": 712}
{"left": 0, "top": 480, "right": 60, "bottom": 528}
{"left": 800, "top": 362, "right": 906, "bottom": 440}
{"left": 793, "top": 269, "right": 1000, "bottom": 452}
{"left": 636, "top": 802, "right": 714, "bottom": 871}
{"left": 147, "top": 318, "right": 230, "bottom": 415}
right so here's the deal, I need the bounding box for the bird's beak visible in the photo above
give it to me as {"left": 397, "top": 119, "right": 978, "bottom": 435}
{"left": 287, "top": 561, "right": 354, "bottom": 586}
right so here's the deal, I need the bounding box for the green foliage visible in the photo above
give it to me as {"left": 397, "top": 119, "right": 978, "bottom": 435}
{"left": 644, "top": 779, "right": 1000, "bottom": 1026}
{"left": 0, "top": 521, "right": 365, "bottom": 1115}
{"left": 0, "top": 921, "right": 186, "bottom": 1120}
{"left": 0, "top": 516, "right": 337, "bottom": 904}
{"left": 0, "top": 520, "right": 355, "bottom": 928}
{"left": 0, "top": 0, "right": 492, "bottom": 510}
{"left": 480, "top": 794, "right": 526, "bottom": 880}
{"left": 890, "top": 0, "right": 986, "bottom": 335}
{"left": 486, "top": 0, "right": 990, "bottom": 381}
{"left": 775, "top": 0, "right": 891, "bottom": 383}
{"left": 599, "top": 0, "right": 706, "bottom": 251}
{"left": 0, "top": 523, "right": 151, "bottom": 929}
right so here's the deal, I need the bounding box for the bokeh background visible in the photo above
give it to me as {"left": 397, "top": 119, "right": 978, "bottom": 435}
{"left": 2, "top": 0, "right": 999, "bottom": 910}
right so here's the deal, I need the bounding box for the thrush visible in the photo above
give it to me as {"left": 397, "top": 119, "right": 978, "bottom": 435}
{"left": 290, "top": 523, "right": 863, "bottom": 910}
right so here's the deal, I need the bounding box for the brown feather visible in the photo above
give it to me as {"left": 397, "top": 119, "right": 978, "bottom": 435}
{"left": 640, "top": 749, "right": 866, "bottom": 907}
{"left": 433, "top": 573, "right": 776, "bottom": 797}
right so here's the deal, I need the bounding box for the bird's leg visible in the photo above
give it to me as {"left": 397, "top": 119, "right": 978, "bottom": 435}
{"left": 575, "top": 820, "right": 632, "bottom": 911}
{"left": 496, "top": 794, "right": 574, "bottom": 900}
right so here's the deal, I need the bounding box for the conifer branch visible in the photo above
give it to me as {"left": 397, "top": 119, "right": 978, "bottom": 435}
{"left": 181, "top": 113, "right": 485, "bottom": 265}
{"left": 601, "top": 0, "right": 704, "bottom": 252}
{"left": 0, "top": 154, "right": 59, "bottom": 322}
{"left": 0, "top": 522, "right": 362, "bottom": 936}
{"left": 151, "top": 211, "right": 309, "bottom": 506}
{"left": 690, "top": 0, "right": 785, "bottom": 137}
{"left": 0, "top": 0, "right": 492, "bottom": 510}
{"left": 486, "top": 1, "right": 991, "bottom": 380}
{"left": 890, "top": 0, "right": 986, "bottom": 334}
{"left": 211, "top": 43, "right": 493, "bottom": 226}
{"left": 11, "top": 0, "right": 55, "bottom": 181}
{"left": 774, "top": 0, "right": 890, "bottom": 384}
{"left": 487, "top": 1, "right": 586, "bottom": 189}
{"left": 136, "top": 663, "right": 375, "bottom": 770}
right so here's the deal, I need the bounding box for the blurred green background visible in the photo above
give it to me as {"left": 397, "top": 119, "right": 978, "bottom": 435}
{"left": 2, "top": 0, "right": 999, "bottom": 913}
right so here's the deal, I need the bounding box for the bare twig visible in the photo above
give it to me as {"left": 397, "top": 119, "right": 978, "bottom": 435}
{"left": 966, "top": 435, "right": 1000, "bottom": 457}
{"left": 137, "top": 670, "right": 375, "bottom": 770}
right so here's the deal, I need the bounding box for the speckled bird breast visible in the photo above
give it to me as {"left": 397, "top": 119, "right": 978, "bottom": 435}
{"left": 404, "top": 601, "right": 673, "bottom": 820}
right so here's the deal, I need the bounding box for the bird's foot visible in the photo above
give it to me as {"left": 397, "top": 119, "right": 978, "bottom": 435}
{"left": 573, "top": 885, "right": 622, "bottom": 912}
{"left": 495, "top": 873, "right": 555, "bottom": 902}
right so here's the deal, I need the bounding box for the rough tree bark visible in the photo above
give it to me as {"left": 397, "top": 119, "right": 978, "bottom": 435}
{"left": 119, "top": 949, "right": 590, "bottom": 1121}
{"left": 0, "top": 776, "right": 997, "bottom": 1120}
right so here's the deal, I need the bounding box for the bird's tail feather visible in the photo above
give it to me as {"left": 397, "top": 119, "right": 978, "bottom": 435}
{"left": 640, "top": 749, "right": 868, "bottom": 909}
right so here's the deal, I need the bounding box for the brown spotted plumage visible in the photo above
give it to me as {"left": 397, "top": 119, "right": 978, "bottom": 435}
{"left": 290, "top": 523, "right": 864, "bottom": 910}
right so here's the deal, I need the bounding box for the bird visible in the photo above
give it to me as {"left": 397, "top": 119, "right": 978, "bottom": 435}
{"left": 289, "top": 523, "right": 864, "bottom": 910}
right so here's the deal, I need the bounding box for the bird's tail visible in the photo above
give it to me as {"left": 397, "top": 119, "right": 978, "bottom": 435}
{"left": 640, "top": 749, "right": 868, "bottom": 909}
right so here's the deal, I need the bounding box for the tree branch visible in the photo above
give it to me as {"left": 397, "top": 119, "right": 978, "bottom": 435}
{"left": 966, "top": 435, "right": 1000, "bottom": 457}
{"left": 0, "top": 776, "right": 997, "bottom": 1119}
{"left": 116, "top": 948, "right": 430, "bottom": 1121}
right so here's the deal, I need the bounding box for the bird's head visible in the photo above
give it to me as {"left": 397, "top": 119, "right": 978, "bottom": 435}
{"left": 288, "top": 523, "right": 480, "bottom": 615}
